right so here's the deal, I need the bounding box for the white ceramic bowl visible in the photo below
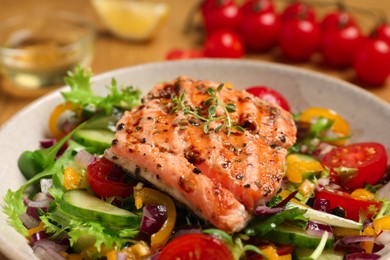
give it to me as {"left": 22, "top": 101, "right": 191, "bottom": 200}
{"left": 1, "top": 59, "right": 389, "bottom": 259}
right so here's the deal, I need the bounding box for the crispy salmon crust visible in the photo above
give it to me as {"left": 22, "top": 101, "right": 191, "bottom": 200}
{"left": 105, "top": 76, "right": 296, "bottom": 232}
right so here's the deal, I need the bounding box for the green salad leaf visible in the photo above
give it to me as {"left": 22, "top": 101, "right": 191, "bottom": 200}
{"left": 62, "top": 67, "right": 141, "bottom": 116}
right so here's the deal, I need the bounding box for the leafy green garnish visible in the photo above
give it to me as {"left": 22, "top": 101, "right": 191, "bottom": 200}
{"left": 204, "top": 229, "right": 267, "bottom": 260}
{"left": 3, "top": 140, "right": 83, "bottom": 236}
{"left": 266, "top": 194, "right": 283, "bottom": 208}
{"left": 172, "top": 83, "right": 244, "bottom": 136}
{"left": 245, "top": 207, "right": 308, "bottom": 237}
{"left": 62, "top": 67, "right": 141, "bottom": 116}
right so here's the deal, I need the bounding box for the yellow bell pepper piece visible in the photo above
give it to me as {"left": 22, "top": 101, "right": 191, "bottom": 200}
{"left": 361, "top": 225, "right": 376, "bottom": 253}
{"left": 64, "top": 167, "right": 82, "bottom": 190}
{"left": 299, "top": 107, "right": 350, "bottom": 145}
{"left": 134, "top": 184, "right": 176, "bottom": 250}
{"left": 27, "top": 222, "right": 45, "bottom": 236}
{"left": 121, "top": 241, "right": 151, "bottom": 259}
{"left": 48, "top": 102, "right": 80, "bottom": 140}
{"left": 262, "top": 245, "right": 292, "bottom": 260}
{"left": 373, "top": 215, "right": 390, "bottom": 234}
{"left": 351, "top": 189, "right": 375, "bottom": 201}
{"left": 286, "top": 154, "right": 323, "bottom": 183}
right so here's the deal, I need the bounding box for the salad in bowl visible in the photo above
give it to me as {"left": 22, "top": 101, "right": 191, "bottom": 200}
{"left": 1, "top": 60, "right": 390, "bottom": 260}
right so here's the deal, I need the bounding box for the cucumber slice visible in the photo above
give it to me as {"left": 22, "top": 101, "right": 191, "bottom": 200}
{"left": 266, "top": 225, "right": 334, "bottom": 249}
{"left": 286, "top": 202, "right": 363, "bottom": 230}
{"left": 294, "top": 247, "right": 345, "bottom": 260}
{"left": 73, "top": 129, "right": 115, "bottom": 153}
{"left": 60, "top": 189, "right": 140, "bottom": 227}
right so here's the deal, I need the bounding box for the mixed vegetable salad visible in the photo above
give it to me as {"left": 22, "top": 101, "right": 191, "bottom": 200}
{"left": 3, "top": 68, "right": 390, "bottom": 260}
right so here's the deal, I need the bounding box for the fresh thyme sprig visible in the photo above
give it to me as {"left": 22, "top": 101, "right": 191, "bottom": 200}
{"left": 172, "top": 83, "right": 244, "bottom": 136}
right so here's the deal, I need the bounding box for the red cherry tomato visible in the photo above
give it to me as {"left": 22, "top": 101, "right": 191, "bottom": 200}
{"left": 203, "top": 2, "right": 241, "bottom": 34}
{"left": 322, "top": 142, "right": 388, "bottom": 190}
{"left": 87, "top": 157, "right": 135, "bottom": 198}
{"left": 320, "top": 24, "right": 363, "bottom": 68}
{"left": 204, "top": 29, "right": 245, "bottom": 58}
{"left": 354, "top": 39, "right": 390, "bottom": 86}
{"left": 200, "top": 0, "right": 233, "bottom": 16}
{"left": 240, "top": 0, "right": 274, "bottom": 14}
{"left": 281, "top": 2, "right": 316, "bottom": 23}
{"left": 374, "top": 23, "right": 390, "bottom": 46}
{"left": 238, "top": 2, "right": 281, "bottom": 52}
{"left": 279, "top": 19, "right": 320, "bottom": 61}
{"left": 158, "top": 233, "right": 233, "bottom": 260}
{"left": 165, "top": 48, "right": 204, "bottom": 60}
{"left": 315, "top": 190, "right": 382, "bottom": 221}
{"left": 246, "top": 86, "right": 290, "bottom": 111}
{"left": 320, "top": 11, "right": 357, "bottom": 32}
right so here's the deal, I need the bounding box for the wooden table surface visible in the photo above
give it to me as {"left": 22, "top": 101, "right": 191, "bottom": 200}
{"left": 1, "top": 0, "right": 390, "bottom": 127}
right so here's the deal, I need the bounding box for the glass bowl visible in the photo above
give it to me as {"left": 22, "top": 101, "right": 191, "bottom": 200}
{"left": 0, "top": 12, "right": 96, "bottom": 97}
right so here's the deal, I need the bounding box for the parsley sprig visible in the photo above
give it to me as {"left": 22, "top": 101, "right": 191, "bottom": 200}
{"left": 172, "top": 83, "right": 244, "bottom": 136}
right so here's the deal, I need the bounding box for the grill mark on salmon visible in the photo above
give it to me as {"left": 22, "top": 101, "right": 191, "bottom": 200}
{"left": 105, "top": 76, "right": 296, "bottom": 233}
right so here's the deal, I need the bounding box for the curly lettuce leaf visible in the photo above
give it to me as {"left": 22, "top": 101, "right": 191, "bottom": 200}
{"left": 62, "top": 67, "right": 141, "bottom": 116}
{"left": 2, "top": 140, "right": 84, "bottom": 236}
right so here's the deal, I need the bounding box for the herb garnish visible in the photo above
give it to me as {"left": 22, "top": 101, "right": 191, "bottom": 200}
{"left": 172, "top": 83, "right": 244, "bottom": 136}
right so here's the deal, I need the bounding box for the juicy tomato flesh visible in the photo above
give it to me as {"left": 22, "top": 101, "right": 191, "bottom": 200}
{"left": 246, "top": 86, "right": 291, "bottom": 112}
{"left": 87, "top": 157, "right": 135, "bottom": 198}
{"left": 322, "top": 142, "right": 388, "bottom": 190}
{"left": 315, "top": 190, "right": 382, "bottom": 222}
{"left": 158, "top": 233, "right": 233, "bottom": 260}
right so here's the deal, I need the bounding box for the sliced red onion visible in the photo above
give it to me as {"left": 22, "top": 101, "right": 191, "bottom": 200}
{"left": 32, "top": 239, "right": 68, "bottom": 254}
{"left": 334, "top": 236, "right": 376, "bottom": 253}
{"left": 140, "top": 204, "right": 167, "bottom": 235}
{"left": 27, "top": 199, "right": 51, "bottom": 220}
{"left": 306, "top": 221, "right": 333, "bottom": 238}
{"left": 315, "top": 177, "right": 330, "bottom": 192}
{"left": 172, "top": 225, "right": 202, "bottom": 239}
{"left": 40, "top": 179, "right": 53, "bottom": 195}
{"left": 313, "top": 142, "right": 335, "bottom": 161}
{"left": 313, "top": 198, "right": 330, "bottom": 212}
{"left": 345, "top": 253, "right": 380, "bottom": 260}
{"left": 275, "top": 190, "right": 298, "bottom": 208}
{"left": 74, "top": 149, "right": 95, "bottom": 168}
{"left": 376, "top": 231, "right": 390, "bottom": 246}
{"left": 31, "top": 231, "right": 47, "bottom": 244}
{"left": 116, "top": 252, "right": 127, "bottom": 260}
{"left": 19, "top": 213, "right": 40, "bottom": 229}
{"left": 254, "top": 206, "right": 284, "bottom": 216}
{"left": 40, "top": 138, "right": 57, "bottom": 148}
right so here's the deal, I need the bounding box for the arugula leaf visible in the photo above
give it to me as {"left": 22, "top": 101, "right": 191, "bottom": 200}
{"left": 62, "top": 67, "right": 141, "bottom": 116}
{"left": 245, "top": 207, "right": 308, "bottom": 237}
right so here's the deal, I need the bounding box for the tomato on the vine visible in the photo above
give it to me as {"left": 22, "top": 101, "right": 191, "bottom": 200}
{"left": 281, "top": 1, "right": 316, "bottom": 23}
{"left": 202, "top": 1, "right": 241, "bottom": 34}
{"left": 87, "top": 157, "right": 136, "bottom": 198}
{"left": 374, "top": 23, "right": 390, "bottom": 46}
{"left": 320, "top": 24, "right": 362, "bottom": 68}
{"left": 279, "top": 19, "right": 320, "bottom": 61}
{"left": 238, "top": 0, "right": 281, "bottom": 52}
{"left": 354, "top": 39, "right": 390, "bottom": 86}
{"left": 204, "top": 29, "right": 245, "bottom": 58}
{"left": 315, "top": 190, "right": 382, "bottom": 221}
{"left": 322, "top": 142, "right": 388, "bottom": 190}
{"left": 320, "top": 11, "right": 357, "bottom": 32}
{"left": 246, "top": 86, "right": 290, "bottom": 111}
{"left": 158, "top": 233, "right": 233, "bottom": 260}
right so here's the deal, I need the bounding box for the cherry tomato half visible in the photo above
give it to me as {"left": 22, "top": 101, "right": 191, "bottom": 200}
{"left": 322, "top": 142, "right": 388, "bottom": 191}
{"left": 315, "top": 190, "right": 382, "bottom": 221}
{"left": 158, "top": 233, "right": 233, "bottom": 260}
{"left": 87, "top": 157, "right": 135, "bottom": 198}
{"left": 246, "top": 86, "right": 290, "bottom": 112}
{"left": 204, "top": 29, "right": 245, "bottom": 58}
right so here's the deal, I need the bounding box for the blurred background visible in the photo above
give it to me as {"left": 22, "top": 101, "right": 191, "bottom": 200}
{"left": 0, "top": 0, "right": 390, "bottom": 125}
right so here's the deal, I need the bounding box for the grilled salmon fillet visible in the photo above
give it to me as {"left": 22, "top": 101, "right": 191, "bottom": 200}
{"left": 105, "top": 76, "right": 296, "bottom": 233}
